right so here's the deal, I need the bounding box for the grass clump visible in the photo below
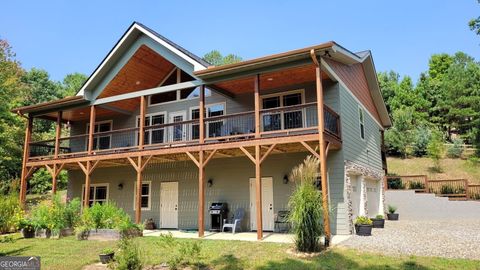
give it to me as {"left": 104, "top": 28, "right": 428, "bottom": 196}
{"left": 157, "top": 233, "right": 203, "bottom": 270}
{"left": 288, "top": 155, "right": 324, "bottom": 253}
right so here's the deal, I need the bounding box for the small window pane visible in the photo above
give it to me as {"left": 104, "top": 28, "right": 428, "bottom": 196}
{"left": 99, "top": 123, "right": 111, "bottom": 132}
{"left": 191, "top": 109, "right": 200, "bottom": 120}
{"left": 262, "top": 97, "right": 280, "bottom": 109}
{"left": 95, "top": 186, "right": 107, "bottom": 201}
{"left": 208, "top": 104, "right": 224, "bottom": 117}
{"left": 98, "top": 136, "right": 110, "bottom": 149}
{"left": 161, "top": 71, "right": 177, "bottom": 86}
{"left": 151, "top": 130, "right": 164, "bottom": 144}
{"left": 141, "top": 184, "right": 149, "bottom": 195}
{"left": 263, "top": 114, "right": 281, "bottom": 131}
{"left": 141, "top": 196, "right": 149, "bottom": 208}
{"left": 284, "top": 111, "right": 303, "bottom": 129}
{"left": 283, "top": 93, "right": 302, "bottom": 106}
{"left": 152, "top": 115, "right": 165, "bottom": 125}
{"left": 180, "top": 87, "right": 199, "bottom": 99}
{"left": 150, "top": 91, "right": 177, "bottom": 104}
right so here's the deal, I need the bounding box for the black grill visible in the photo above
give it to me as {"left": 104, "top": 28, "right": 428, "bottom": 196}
{"left": 209, "top": 202, "right": 228, "bottom": 232}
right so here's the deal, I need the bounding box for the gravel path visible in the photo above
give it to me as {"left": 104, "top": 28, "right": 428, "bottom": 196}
{"left": 339, "top": 220, "right": 480, "bottom": 260}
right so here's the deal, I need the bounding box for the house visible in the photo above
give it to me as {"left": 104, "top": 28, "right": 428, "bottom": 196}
{"left": 13, "top": 22, "right": 391, "bottom": 243}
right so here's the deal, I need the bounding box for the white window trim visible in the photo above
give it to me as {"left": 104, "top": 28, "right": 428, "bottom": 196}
{"left": 189, "top": 102, "right": 227, "bottom": 140}
{"left": 85, "top": 120, "right": 113, "bottom": 151}
{"left": 81, "top": 183, "right": 110, "bottom": 207}
{"left": 358, "top": 106, "right": 366, "bottom": 141}
{"left": 135, "top": 111, "right": 167, "bottom": 145}
{"left": 133, "top": 181, "right": 152, "bottom": 211}
{"left": 260, "top": 89, "right": 306, "bottom": 131}
{"left": 169, "top": 110, "right": 188, "bottom": 142}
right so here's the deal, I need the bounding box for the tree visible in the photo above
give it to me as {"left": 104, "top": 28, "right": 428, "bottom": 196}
{"left": 0, "top": 40, "right": 26, "bottom": 185}
{"left": 469, "top": 0, "right": 480, "bottom": 36}
{"left": 384, "top": 108, "right": 415, "bottom": 158}
{"left": 427, "top": 130, "right": 445, "bottom": 172}
{"left": 61, "top": 72, "right": 87, "bottom": 97}
{"left": 203, "top": 50, "right": 242, "bottom": 66}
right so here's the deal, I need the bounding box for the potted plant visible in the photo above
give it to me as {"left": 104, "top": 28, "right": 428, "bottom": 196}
{"left": 387, "top": 205, "right": 399, "bottom": 220}
{"left": 371, "top": 214, "right": 385, "bottom": 228}
{"left": 99, "top": 247, "right": 115, "bottom": 264}
{"left": 354, "top": 216, "right": 373, "bottom": 236}
{"left": 19, "top": 218, "right": 35, "bottom": 238}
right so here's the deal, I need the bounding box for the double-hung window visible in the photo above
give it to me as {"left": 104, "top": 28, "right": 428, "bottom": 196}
{"left": 261, "top": 90, "right": 304, "bottom": 132}
{"left": 82, "top": 184, "right": 108, "bottom": 207}
{"left": 134, "top": 181, "right": 151, "bottom": 210}
{"left": 86, "top": 121, "right": 112, "bottom": 150}
{"left": 358, "top": 107, "right": 365, "bottom": 140}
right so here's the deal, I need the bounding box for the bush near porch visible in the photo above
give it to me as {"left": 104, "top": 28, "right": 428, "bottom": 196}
{"left": 0, "top": 234, "right": 479, "bottom": 270}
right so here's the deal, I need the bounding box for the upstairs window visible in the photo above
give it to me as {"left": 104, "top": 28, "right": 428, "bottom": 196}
{"left": 86, "top": 121, "right": 112, "bottom": 150}
{"left": 149, "top": 69, "right": 210, "bottom": 106}
{"left": 359, "top": 107, "right": 365, "bottom": 140}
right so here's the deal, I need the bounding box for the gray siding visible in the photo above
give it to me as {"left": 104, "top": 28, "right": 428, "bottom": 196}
{"left": 68, "top": 152, "right": 328, "bottom": 231}
{"left": 338, "top": 84, "right": 383, "bottom": 171}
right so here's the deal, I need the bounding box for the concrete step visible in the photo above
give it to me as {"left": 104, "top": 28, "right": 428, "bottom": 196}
{"left": 385, "top": 190, "right": 480, "bottom": 220}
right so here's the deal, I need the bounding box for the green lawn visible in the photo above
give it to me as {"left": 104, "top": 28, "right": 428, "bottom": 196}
{"left": 388, "top": 157, "right": 480, "bottom": 184}
{"left": 0, "top": 234, "right": 478, "bottom": 270}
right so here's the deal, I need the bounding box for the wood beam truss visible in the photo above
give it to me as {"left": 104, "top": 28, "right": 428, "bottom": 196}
{"left": 78, "top": 160, "right": 100, "bottom": 208}
{"left": 45, "top": 163, "right": 66, "bottom": 194}
{"left": 127, "top": 155, "right": 153, "bottom": 223}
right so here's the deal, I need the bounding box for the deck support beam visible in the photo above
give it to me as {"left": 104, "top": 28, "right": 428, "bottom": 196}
{"left": 138, "top": 96, "right": 146, "bottom": 150}
{"left": 78, "top": 160, "right": 99, "bottom": 208}
{"left": 20, "top": 116, "right": 33, "bottom": 207}
{"left": 311, "top": 50, "right": 331, "bottom": 246}
{"left": 45, "top": 163, "right": 65, "bottom": 194}
{"left": 127, "top": 155, "right": 153, "bottom": 224}
{"left": 239, "top": 143, "right": 276, "bottom": 240}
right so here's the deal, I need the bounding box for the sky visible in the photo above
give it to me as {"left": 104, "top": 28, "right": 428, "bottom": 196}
{"left": 1, "top": 1, "right": 479, "bottom": 82}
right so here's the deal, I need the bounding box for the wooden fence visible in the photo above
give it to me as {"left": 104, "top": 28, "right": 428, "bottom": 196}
{"left": 384, "top": 175, "right": 480, "bottom": 201}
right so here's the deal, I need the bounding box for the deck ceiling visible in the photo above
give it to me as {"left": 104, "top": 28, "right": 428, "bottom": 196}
{"left": 214, "top": 64, "right": 330, "bottom": 95}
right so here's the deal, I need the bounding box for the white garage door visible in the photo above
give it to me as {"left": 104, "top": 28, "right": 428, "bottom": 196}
{"left": 366, "top": 179, "right": 380, "bottom": 217}
{"left": 350, "top": 175, "right": 361, "bottom": 219}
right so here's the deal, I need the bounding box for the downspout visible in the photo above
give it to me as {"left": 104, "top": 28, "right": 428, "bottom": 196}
{"left": 310, "top": 49, "right": 332, "bottom": 247}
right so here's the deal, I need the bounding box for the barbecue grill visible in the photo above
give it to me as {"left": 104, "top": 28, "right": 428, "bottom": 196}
{"left": 209, "top": 202, "right": 228, "bottom": 232}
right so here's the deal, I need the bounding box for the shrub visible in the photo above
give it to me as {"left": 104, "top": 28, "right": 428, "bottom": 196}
{"left": 0, "top": 190, "right": 23, "bottom": 234}
{"left": 446, "top": 138, "right": 464, "bottom": 158}
{"left": 440, "top": 185, "right": 454, "bottom": 195}
{"left": 412, "top": 127, "right": 431, "bottom": 157}
{"left": 427, "top": 131, "right": 445, "bottom": 172}
{"left": 387, "top": 205, "right": 397, "bottom": 214}
{"left": 101, "top": 247, "right": 115, "bottom": 255}
{"left": 29, "top": 195, "right": 81, "bottom": 232}
{"left": 375, "top": 214, "right": 384, "bottom": 219}
{"left": 355, "top": 216, "right": 372, "bottom": 225}
{"left": 157, "top": 233, "right": 203, "bottom": 270}
{"left": 288, "top": 156, "right": 324, "bottom": 252}
{"left": 386, "top": 174, "right": 405, "bottom": 190}
{"left": 79, "top": 202, "right": 131, "bottom": 230}
{"left": 64, "top": 198, "right": 81, "bottom": 228}
{"left": 110, "top": 238, "right": 143, "bottom": 270}
{"left": 409, "top": 181, "right": 425, "bottom": 190}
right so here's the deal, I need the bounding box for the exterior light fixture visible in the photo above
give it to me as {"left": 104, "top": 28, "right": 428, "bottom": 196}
{"left": 118, "top": 183, "right": 123, "bottom": 190}
{"left": 207, "top": 179, "right": 213, "bottom": 187}
{"left": 283, "top": 174, "right": 289, "bottom": 184}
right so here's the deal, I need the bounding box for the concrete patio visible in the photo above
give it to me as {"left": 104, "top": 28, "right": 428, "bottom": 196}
{"left": 143, "top": 229, "right": 351, "bottom": 245}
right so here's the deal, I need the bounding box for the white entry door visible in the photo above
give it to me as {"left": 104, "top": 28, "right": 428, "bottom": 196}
{"left": 160, "top": 182, "right": 178, "bottom": 229}
{"left": 169, "top": 111, "right": 186, "bottom": 142}
{"left": 249, "top": 177, "right": 274, "bottom": 231}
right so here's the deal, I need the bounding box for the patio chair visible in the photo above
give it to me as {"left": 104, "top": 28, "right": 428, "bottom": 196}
{"left": 274, "top": 210, "right": 290, "bottom": 233}
{"left": 222, "top": 208, "right": 245, "bottom": 234}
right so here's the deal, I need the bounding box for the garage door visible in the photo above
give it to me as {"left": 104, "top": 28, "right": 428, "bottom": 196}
{"left": 350, "top": 175, "right": 361, "bottom": 219}
{"left": 366, "top": 179, "right": 380, "bottom": 217}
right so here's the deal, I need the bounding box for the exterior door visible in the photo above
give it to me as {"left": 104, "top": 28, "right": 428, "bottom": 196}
{"left": 351, "top": 175, "right": 361, "bottom": 219}
{"left": 249, "top": 177, "right": 274, "bottom": 231}
{"left": 160, "top": 182, "right": 178, "bottom": 229}
{"left": 169, "top": 111, "right": 186, "bottom": 142}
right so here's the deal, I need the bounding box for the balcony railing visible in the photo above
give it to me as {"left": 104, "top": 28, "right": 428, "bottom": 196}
{"left": 28, "top": 103, "right": 340, "bottom": 160}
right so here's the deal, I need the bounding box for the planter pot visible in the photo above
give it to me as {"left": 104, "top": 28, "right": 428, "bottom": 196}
{"left": 21, "top": 228, "right": 35, "bottom": 238}
{"left": 35, "top": 228, "right": 51, "bottom": 238}
{"left": 387, "top": 213, "right": 399, "bottom": 220}
{"left": 371, "top": 218, "right": 385, "bottom": 228}
{"left": 60, "top": 228, "right": 74, "bottom": 237}
{"left": 99, "top": 253, "right": 115, "bottom": 264}
{"left": 355, "top": 224, "right": 373, "bottom": 236}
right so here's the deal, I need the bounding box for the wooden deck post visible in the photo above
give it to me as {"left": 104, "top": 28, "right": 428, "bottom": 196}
{"left": 198, "top": 150, "right": 205, "bottom": 237}
{"left": 199, "top": 85, "right": 205, "bottom": 144}
{"left": 54, "top": 111, "right": 62, "bottom": 158}
{"left": 88, "top": 105, "right": 96, "bottom": 155}
{"left": 312, "top": 52, "right": 332, "bottom": 246}
{"left": 255, "top": 144, "right": 263, "bottom": 240}
{"left": 138, "top": 96, "right": 146, "bottom": 150}
{"left": 19, "top": 116, "right": 33, "bottom": 207}
{"left": 135, "top": 157, "right": 143, "bottom": 223}
{"left": 254, "top": 74, "right": 260, "bottom": 138}
{"left": 84, "top": 161, "right": 92, "bottom": 207}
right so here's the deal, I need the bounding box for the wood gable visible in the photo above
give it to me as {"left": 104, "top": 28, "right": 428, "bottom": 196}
{"left": 324, "top": 58, "right": 381, "bottom": 124}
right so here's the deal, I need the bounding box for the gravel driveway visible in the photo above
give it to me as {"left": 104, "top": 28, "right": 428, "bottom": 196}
{"left": 338, "top": 220, "right": 480, "bottom": 260}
